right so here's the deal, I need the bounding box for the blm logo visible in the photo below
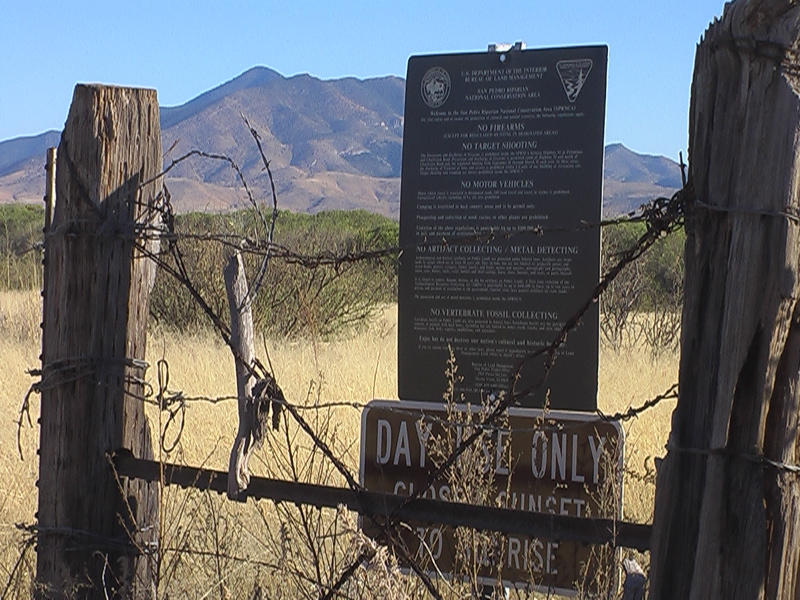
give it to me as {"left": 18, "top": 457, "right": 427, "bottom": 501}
{"left": 556, "top": 59, "right": 593, "bottom": 103}
{"left": 421, "top": 67, "right": 451, "bottom": 108}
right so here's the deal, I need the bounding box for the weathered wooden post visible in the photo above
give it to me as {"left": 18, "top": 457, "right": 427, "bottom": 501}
{"left": 225, "top": 248, "right": 257, "bottom": 499}
{"left": 649, "top": 2, "right": 800, "bottom": 599}
{"left": 37, "top": 85, "right": 162, "bottom": 599}
{"left": 44, "top": 147, "right": 56, "bottom": 232}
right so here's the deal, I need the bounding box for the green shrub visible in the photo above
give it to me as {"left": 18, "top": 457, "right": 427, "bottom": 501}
{"left": 600, "top": 221, "right": 685, "bottom": 352}
{"left": 149, "top": 209, "right": 399, "bottom": 338}
{"left": 1, "top": 201, "right": 687, "bottom": 350}
{"left": 0, "top": 204, "right": 43, "bottom": 290}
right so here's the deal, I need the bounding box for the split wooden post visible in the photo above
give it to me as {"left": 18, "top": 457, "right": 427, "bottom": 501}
{"left": 44, "top": 147, "right": 56, "bottom": 233}
{"left": 649, "top": 2, "right": 800, "bottom": 599}
{"left": 224, "top": 248, "right": 257, "bottom": 499}
{"left": 37, "top": 85, "right": 162, "bottom": 599}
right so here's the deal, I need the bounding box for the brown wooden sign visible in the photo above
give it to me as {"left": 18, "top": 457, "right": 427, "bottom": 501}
{"left": 360, "top": 400, "right": 623, "bottom": 593}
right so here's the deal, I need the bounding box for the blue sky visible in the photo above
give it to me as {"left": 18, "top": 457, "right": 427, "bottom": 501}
{"left": 1, "top": 0, "right": 726, "bottom": 158}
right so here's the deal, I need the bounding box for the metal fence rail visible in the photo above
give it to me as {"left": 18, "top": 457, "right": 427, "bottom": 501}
{"left": 111, "top": 449, "right": 651, "bottom": 552}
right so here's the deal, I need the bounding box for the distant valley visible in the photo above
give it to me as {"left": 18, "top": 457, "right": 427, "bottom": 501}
{"left": 0, "top": 67, "right": 682, "bottom": 218}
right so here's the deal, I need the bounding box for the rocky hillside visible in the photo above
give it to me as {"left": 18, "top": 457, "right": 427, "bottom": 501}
{"left": 0, "top": 67, "right": 680, "bottom": 217}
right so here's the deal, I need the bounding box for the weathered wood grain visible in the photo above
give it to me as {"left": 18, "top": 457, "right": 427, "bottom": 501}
{"left": 649, "top": 1, "right": 800, "bottom": 599}
{"left": 44, "top": 147, "right": 56, "bottom": 232}
{"left": 224, "top": 248, "right": 257, "bottom": 499}
{"left": 37, "top": 84, "right": 161, "bottom": 599}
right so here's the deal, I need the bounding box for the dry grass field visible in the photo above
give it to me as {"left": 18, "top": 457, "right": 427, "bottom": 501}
{"left": 0, "top": 289, "right": 678, "bottom": 598}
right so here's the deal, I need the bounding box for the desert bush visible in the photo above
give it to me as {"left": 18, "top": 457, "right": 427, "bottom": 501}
{"left": 600, "top": 222, "right": 684, "bottom": 353}
{"left": 149, "top": 208, "right": 398, "bottom": 338}
{"left": 0, "top": 204, "right": 43, "bottom": 291}
{"left": 0, "top": 203, "right": 398, "bottom": 339}
{"left": 1, "top": 202, "right": 687, "bottom": 353}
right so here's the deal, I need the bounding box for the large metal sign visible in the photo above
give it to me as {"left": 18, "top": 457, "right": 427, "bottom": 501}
{"left": 398, "top": 46, "right": 608, "bottom": 409}
{"left": 360, "top": 400, "right": 623, "bottom": 593}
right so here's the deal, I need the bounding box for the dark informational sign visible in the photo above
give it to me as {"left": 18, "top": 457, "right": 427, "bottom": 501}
{"left": 398, "top": 46, "right": 607, "bottom": 409}
{"left": 359, "top": 400, "right": 623, "bottom": 592}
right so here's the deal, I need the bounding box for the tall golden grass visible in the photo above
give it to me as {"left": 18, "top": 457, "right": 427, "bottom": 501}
{"left": 0, "top": 290, "right": 677, "bottom": 597}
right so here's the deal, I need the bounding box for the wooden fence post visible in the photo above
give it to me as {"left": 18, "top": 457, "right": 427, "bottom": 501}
{"left": 44, "top": 147, "right": 56, "bottom": 233}
{"left": 37, "top": 85, "right": 162, "bottom": 599}
{"left": 649, "top": 2, "right": 800, "bottom": 599}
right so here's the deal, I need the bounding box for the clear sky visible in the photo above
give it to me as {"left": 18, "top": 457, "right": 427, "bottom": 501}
{"left": 1, "top": 0, "right": 726, "bottom": 159}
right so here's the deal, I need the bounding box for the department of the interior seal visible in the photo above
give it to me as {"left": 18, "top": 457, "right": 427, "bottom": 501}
{"left": 421, "top": 67, "right": 451, "bottom": 108}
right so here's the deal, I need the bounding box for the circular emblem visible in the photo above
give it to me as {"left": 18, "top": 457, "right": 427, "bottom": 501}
{"left": 421, "top": 67, "right": 451, "bottom": 108}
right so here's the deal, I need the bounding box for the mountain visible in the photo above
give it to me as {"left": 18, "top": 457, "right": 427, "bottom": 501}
{"left": 0, "top": 67, "right": 679, "bottom": 217}
{"left": 603, "top": 143, "right": 683, "bottom": 215}
{"left": 152, "top": 66, "right": 405, "bottom": 214}
{"left": 0, "top": 131, "right": 62, "bottom": 205}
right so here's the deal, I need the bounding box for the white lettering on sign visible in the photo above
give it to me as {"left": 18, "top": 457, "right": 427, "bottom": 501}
{"left": 496, "top": 491, "right": 587, "bottom": 517}
{"left": 394, "top": 421, "right": 412, "bottom": 466}
{"left": 376, "top": 417, "right": 610, "bottom": 484}
{"left": 415, "top": 527, "right": 444, "bottom": 559}
{"left": 393, "top": 480, "right": 451, "bottom": 502}
{"left": 361, "top": 400, "right": 624, "bottom": 595}
{"left": 506, "top": 537, "right": 559, "bottom": 574}
{"left": 530, "top": 431, "right": 606, "bottom": 484}
{"left": 531, "top": 431, "right": 547, "bottom": 477}
{"left": 589, "top": 436, "right": 605, "bottom": 483}
{"left": 376, "top": 419, "right": 391, "bottom": 464}
{"left": 552, "top": 433, "right": 566, "bottom": 480}
{"left": 496, "top": 430, "right": 510, "bottom": 476}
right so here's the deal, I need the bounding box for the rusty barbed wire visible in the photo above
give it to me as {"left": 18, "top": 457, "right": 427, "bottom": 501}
{"left": 16, "top": 135, "right": 694, "bottom": 597}
{"left": 127, "top": 200, "right": 432, "bottom": 597}
{"left": 128, "top": 361, "right": 679, "bottom": 435}
{"left": 30, "top": 198, "right": 680, "bottom": 262}
{"left": 665, "top": 443, "right": 800, "bottom": 475}
{"left": 395, "top": 186, "right": 688, "bottom": 514}
{"left": 0, "top": 528, "right": 35, "bottom": 600}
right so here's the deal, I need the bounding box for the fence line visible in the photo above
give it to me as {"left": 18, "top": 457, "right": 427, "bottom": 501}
{"left": 110, "top": 449, "right": 652, "bottom": 551}
{"left": 14, "top": 125, "right": 689, "bottom": 597}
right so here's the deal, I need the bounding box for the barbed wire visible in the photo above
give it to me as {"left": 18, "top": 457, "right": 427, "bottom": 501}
{"left": 11, "top": 204, "right": 681, "bottom": 280}
{"left": 143, "top": 360, "right": 680, "bottom": 437}
{"left": 0, "top": 527, "right": 35, "bottom": 600}
{"left": 394, "top": 186, "right": 687, "bottom": 515}
{"left": 125, "top": 193, "right": 436, "bottom": 595}
{"left": 8, "top": 30, "right": 800, "bottom": 598}
{"left": 24, "top": 213, "right": 684, "bottom": 598}
{"left": 14, "top": 134, "right": 693, "bottom": 597}
{"left": 665, "top": 443, "right": 800, "bottom": 475}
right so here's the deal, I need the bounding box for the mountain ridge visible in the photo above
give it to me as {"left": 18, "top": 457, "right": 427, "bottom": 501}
{"left": 0, "top": 67, "right": 679, "bottom": 217}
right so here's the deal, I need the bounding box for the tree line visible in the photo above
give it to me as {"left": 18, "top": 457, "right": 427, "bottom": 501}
{"left": 0, "top": 203, "right": 683, "bottom": 346}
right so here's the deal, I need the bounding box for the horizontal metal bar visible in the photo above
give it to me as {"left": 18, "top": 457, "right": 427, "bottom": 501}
{"left": 111, "top": 449, "right": 651, "bottom": 551}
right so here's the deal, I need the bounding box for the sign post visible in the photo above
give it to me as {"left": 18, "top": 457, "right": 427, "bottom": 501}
{"left": 360, "top": 400, "right": 623, "bottom": 593}
{"left": 397, "top": 46, "right": 608, "bottom": 409}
